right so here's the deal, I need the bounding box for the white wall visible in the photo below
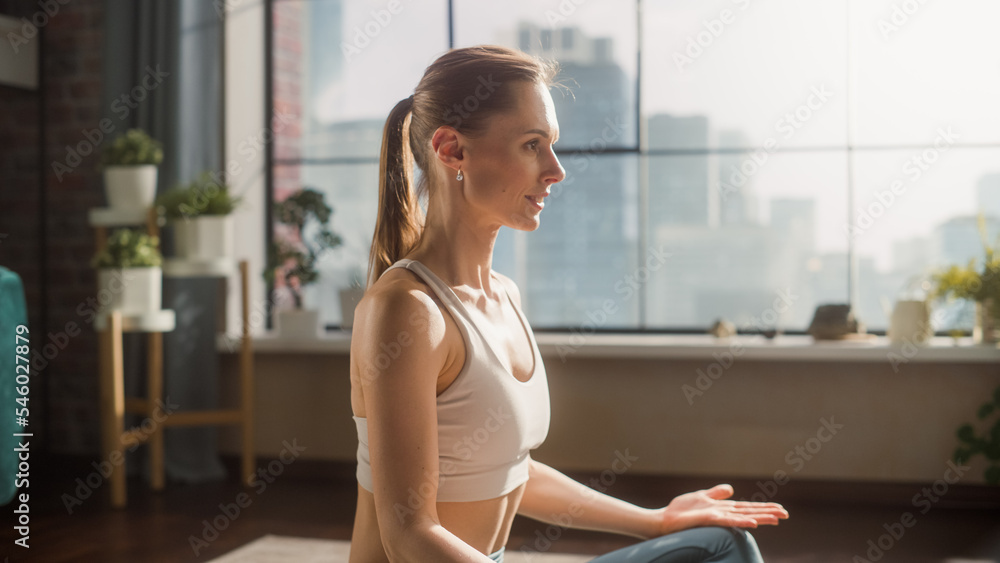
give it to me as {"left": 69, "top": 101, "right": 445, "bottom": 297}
{"left": 218, "top": 351, "right": 1000, "bottom": 485}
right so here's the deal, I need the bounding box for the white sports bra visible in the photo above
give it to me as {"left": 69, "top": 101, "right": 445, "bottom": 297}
{"left": 353, "top": 258, "right": 550, "bottom": 502}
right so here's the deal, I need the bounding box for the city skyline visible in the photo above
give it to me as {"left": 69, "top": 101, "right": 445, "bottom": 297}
{"left": 285, "top": 1, "right": 1000, "bottom": 331}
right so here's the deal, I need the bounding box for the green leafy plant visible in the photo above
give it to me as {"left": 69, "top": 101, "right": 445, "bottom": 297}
{"left": 156, "top": 171, "right": 243, "bottom": 220}
{"left": 91, "top": 228, "right": 163, "bottom": 269}
{"left": 264, "top": 188, "right": 343, "bottom": 309}
{"left": 954, "top": 385, "right": 1000, "bottom": 485}
{"left": 101, "top": 128, "right": 164, "bottom": 167}
{"left": 930, "top": 213, "right": 1000, "bottom": 319}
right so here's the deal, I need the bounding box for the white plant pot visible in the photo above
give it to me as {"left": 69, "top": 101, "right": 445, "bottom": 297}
{"left": 277, "top": 308, "right": 320, "bottom": 339}
{"left": 339, "top": 287, "right": 365, "bottom": 328}
{"left": 888, "top": 300, "right": 932, "bottom": 345}
{"left": 172, "top": 215, "right": 234, "bottom": 261}
{"left": 97, "top": 267, "right": 161, "bottom": 314}
{"left": 104, "top": 165, "right": 158, "bottom": 210}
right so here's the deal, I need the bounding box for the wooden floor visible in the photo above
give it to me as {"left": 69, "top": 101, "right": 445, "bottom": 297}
{"left": 3, "top": 454, "right": 999, "bottom": 562}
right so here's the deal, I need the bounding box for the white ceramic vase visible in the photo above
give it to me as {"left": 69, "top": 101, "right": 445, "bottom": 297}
{"left": 974, "top": 299, "right": 999, "bottom": 344}
{"left": 888, "top": 300, "right": 932, "bottom": 345}
{"left": 172, "top": 215, "right": 234, "bottom": 261}
{"left": 339, "top": 287, "right": 365, "bottom": 329}
{"left": 96, "top": 267, "right": 162, "bottom": 314}
{"left": 104, "top": 165, "right": 158, "bottom": 210}
{"left": 277, "top": 308, "right": 320, "bottom": 339}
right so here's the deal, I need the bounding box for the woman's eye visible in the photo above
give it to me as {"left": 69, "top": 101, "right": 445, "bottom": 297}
{"left": 527, "top": 140, "right": 539, "bottom": 150}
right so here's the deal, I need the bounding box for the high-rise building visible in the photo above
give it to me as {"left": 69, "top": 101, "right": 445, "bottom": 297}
{"left": 931, "top": 215, "right": 1000, "bottom": 267}
{"left": 977, "top": 172, "right": 1000, "bottom": 220}
{"left": 716, "top": 130, "right": 758, "bottom": 227}
{"left": 647, "top": 114, "right": 710, "bottom": 227}
{"left": 513, "top": 23, "right": 636, "bottom": 327}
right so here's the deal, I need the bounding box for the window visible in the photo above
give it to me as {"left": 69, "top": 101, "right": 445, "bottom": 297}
{"left": 268, "top": 0, "right": 1000, "bottom": 334}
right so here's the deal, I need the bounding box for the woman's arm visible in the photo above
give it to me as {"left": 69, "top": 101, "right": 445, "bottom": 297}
{"left": 517, "top": 458, "right": 789, "bottom": 540}
{"left": 516, "top": 457, "right": 660, "bottom": 540}
{"left": 355, "top": 281, "right": 496, "bottom": 562}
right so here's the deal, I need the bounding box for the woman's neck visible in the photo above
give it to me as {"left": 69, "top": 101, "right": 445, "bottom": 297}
{"left": 406, "top": 206, "right": 500, "bottom": 293}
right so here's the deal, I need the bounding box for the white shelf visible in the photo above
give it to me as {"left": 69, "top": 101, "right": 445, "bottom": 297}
{"left": 162, "top": 257, "right": 237, "bottom": 278}
{"left": 215, "top": 331, "right": 1000, "bottom": 363}
{"left": 94, "top": 309, "right": 176, "bottom": 332}
{"left": 216, "top": 331, "right": 351, "bottom": 354}
{"left": 88, "top": 207, "right": 154, "bottom": 227}
{"left": 531, "top": 333, "right": 1000, "bottom": 363}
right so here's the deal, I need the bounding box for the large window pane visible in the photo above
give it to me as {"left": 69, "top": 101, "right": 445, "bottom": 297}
{"left": 275, "top": 0, "right": 449, "bottom": 162}
{"left": 641, "top": 0, "right": 847, "bottom": 149}
{"left": 646, "top": 151, "right": 849, "bottom": 330}
{"left": 852, "top": 148, "right": 1000, "bottom": 330}
{"left": 643, "top": 0, "right": 847, "bottom": 150}
{"left": 852, "top": 0, "right": 1000, "bottom": 146}
{"left": 274, "top": 162, "right": 379, "bottom": 327}
{"left": 453, "top": 0, "right": 638, "bottom": 150}
{"left": 526, "top": 154, "right": 640, "bottom": 328}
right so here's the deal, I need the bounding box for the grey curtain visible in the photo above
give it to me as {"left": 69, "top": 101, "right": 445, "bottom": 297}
{"left": 103, "top": 0, "right": 227, "bottom": 483}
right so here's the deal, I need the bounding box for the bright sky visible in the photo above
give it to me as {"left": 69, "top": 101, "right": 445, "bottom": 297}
{"left": 310, "top": 0, "right": 1000, "bottom": 271}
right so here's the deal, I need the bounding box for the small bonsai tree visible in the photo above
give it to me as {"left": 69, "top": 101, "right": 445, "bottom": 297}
{"left": 156, "top": 171, "right": 243, "bottom": 220}
{"left": 954, "top": 384, "right": 1000, "bottom": 485}
{"left": 264, "top": 188, "right": 343, "bottom": 309}
{"left": 91, "top": 228, "right": 163, "bottom": 269}
{"left": 101, "top": 129, "right": 164, "bottom": 167}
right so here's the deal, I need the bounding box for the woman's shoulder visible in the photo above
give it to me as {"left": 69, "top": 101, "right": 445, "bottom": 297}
{"left": 355, "top": 265, "right": 447, "bottom": 339}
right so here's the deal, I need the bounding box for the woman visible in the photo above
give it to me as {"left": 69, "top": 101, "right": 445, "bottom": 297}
{"left": 348, "top": 45, "right": 788, "bottom": 563}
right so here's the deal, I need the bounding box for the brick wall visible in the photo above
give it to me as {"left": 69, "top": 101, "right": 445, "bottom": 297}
{"left": 270, "top": 0, "right": 304, "bottom": 302}
{"left": 272, "top": 0, "right": 302, "bottom": 201}
{"left": 0, "top": 0, "right": 105, "bottom": 454}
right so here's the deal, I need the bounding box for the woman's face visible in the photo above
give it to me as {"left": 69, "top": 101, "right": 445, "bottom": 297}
{"left": 457, "top": 80, "right": 566, "bottom": 231}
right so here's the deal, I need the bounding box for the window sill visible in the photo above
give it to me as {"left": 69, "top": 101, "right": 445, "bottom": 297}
{"left": 216, "top": 331, "right": 1000, "bottom": 363}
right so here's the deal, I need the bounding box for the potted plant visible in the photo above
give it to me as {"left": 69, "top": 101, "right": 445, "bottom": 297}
{"left": 91, "top": 228, "right": 163, "bottom": 315}
{"left": 930, "top": 215, "right": 1000, "bottom": 344}
{"left": 101, "top": 129, "right": 164, "bottom": 210}
{"left": 264, "top": 188, "right": 343, "bottom": 338}
{"left": 156, "top": 171, "right": 243, "bottom": 262}
{"left": 953, "top": 384, "right": 1000, "bottom": 484}
{"left": 339, "top": 266, "right": 366, "bottom": 329}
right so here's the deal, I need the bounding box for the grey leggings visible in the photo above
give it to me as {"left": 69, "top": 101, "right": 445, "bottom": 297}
{"left": 491, "top": 527, "right": 764, "bottom": 563}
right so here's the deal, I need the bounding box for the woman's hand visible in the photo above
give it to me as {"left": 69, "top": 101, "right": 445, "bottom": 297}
{"left": 646, "top": 484, "right": 789, "bottom": 538}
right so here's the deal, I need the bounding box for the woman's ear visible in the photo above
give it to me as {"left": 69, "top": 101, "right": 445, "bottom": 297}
{"left": 431, "top": 125, "right": 464, "bottom": 173}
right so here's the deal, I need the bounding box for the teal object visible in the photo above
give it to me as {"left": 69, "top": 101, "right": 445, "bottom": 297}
{"left": 0, "top": 266, "right": 29, "bottom": 506}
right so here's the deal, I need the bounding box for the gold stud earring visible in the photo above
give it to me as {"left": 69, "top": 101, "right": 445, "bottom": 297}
{"left": 456, "top": 169, "right": 464, "bottom": 181}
